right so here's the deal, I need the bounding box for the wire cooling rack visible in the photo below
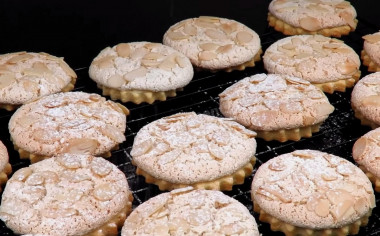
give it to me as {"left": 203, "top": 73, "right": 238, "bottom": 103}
{"left": 0, "top": 13, "right": 379, "bottom": 236}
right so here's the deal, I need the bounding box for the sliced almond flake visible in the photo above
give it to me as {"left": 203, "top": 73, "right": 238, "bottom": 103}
{"left": 7, "top": 53, "right": 33, "bottom": 64}
{"left": 285, "top": 76, "right": 309, "bottom": 85}
{"left": 291, "top": 37, "right": 304, "bottom": 46}
{"left": 22, "top": 80, "right": 39, "bottom": 93}
{"left": 336, "top": 164, "right": 355, "bottom": 176}
{"left": 90, "top": 157, "right": 113, "bottom": 177}
{"left": 171, "top": 186, "right": 194, "bottom": 195}
{"left": 130, "top": 47, "right": 149, "bottom": 60}
{"left": 158, "top": 55, "right": 177, "bottom": 71}
{"left": 204, "top": 29, "right": 228, "bottom": 40}
{"left": 339, "top": 11, "right": 356, "bottom": 28}
{"left": 281, "top": 43, "right": 296, "bottom": 50}
{"left": 142, "top": 52, "right": 165, "bottom": 61}
{"left": 220, "top": 224, "right": 245, "bottom": 235}
{"left": 216, "top": 44, "right": 233, "bottom": 54}
{"left": 12, "top": 167, "right": 33, "bottom": 182}
{"left": 32, "top": 62, "right": 53, "bottom": 74}
{"left": 235, "top": 31, "right": 253, "bottom": 45}
{"left": 299, "top": 16, "right": 322, "bottom": 31}
{"left": 256, "top": 185, "right": 292, "bottom": 203}
{"left": 183, "top": 23, "right": 197, "bottom": 35}
{"left": 56, "top": 154, "right": 83, "bottom": 169}
{"left": 63, "top": 138, "right": 99, "bottom": 155}
{"left": 315, "top": 199, "right": 330, "bottom": 217}
{"left": 332, "top": 47, "right": 353, "bottom": 53}
{"left": 175, "top": 55, "right": 188, "bottom": 68}
{"left": 108, "top": 74, "right": 125, "bottom": 88}
{"left": 315, "top": 103, "right": 334, "bottom": 117}
{"left": 99, "top": 124, "right": 125, "bottom": 143}
{"left": 221, "top": 23, "right": 236, "bottom": 34}
{"left": 208, "top": 142, "right": 225, "bottom": 160}
{"left": 59, "top": 59, "right": 77, "bottom": 78}
{"left": 307, "top": 90, "right": 324, "bottom": 99}
{"left": 336, "top": 60, "right": 358, "bottom": 75}
{"left": 124, "top": 67, "right": 148, "bottom": 82}
{"left": 323, "top": 43, "right": 341, "bottom": 49}
{"left": 116, "top": 43, "right": 131, "bottom": 58}
{"left": 94, "top": 56, "right": 115, "bottom": 69}
{"left": 268, "top": 159, "right": 287, "bottom": 171}
{"left": 199, "top": 51, "right": 217, "bottom": 61}
{"left": 158, "top": 149, "right": 181, "bottom": 166}
{"left": 141, "top": 59, "right": 161, "bottom": 67}
{"left": 198, "top": 16, "right": 220, "bottom": 23}
{"left": 199, "top": 43, "right": 219, "bottom": 51}
{"left": 130, "top": 139, "right": 153, "bottom": 157}
{"left": 25, "top": 173, "right": 45, "bottom": 186}
{"left": 362, "top": 34, "right": 380, "bottom": 44}
{"left": 143, "top": 42, "right": 161, "bottom": 50}
{"left": 294, "top": 52, "right": 312, "bottom": 60}
{"left": 293, "top": 150, "right": 314, "bottom": 159}
{"left": 93, "top": 183, "right": 118, "bottom": 201}
{"left": 0, "top": 73, "right": 16, "bottom": 89}
{"left": 212, "top": 131, "right": 230, "bottom": 146}
{"left": 362, "top": 95, "right": 380, "bottom": 106}
{"left": 352, "top": 137, "right": 368, "bottom": 161}
{"left": 167, "top": 31, "right": 189, "bottom": 40}
{"left": 321, "top": 173, "right": 338, "bottom": 181}
{"left": 335, "top": 1, "right": 351, "bottom": 8}
{"left": 279, "top": 101, "right": 304, "bottom": 113}
{"left": 42, "top": 207, "right": 78, "bottom": 219}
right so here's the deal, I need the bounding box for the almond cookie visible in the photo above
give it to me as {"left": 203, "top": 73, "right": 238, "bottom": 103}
{"left": 268, "top": 0, "right": 357, "bottom": 37}
{"left": 9, "top": 91, "right": 129, "bottom": 163}
{"left": 353, "top": 127, "right": 380, "bottom": 192}
{"left": 0, "top": 154, "right": 133, "bottom": 236}
{"left": 122, "top": 187, "right": 260, "bottom": 236}
{"left": 0, "top": 51, "right": 77, "bottom": 111}
{"left": 0, "top": 141, "right": 12, "bottom": 193}
{"left": 219, "top": 73, "right": 334, "bottom": 142}
{"left": 252, "top": 149, "right": 375, "bottom": 236}
{"left": 89, "top": 42, "right": 193, "bottom": 104}
{"left": 131, "top": 112, "right": 257, "bottom": 191}
{"left": 361, "top": 31, "right": 380, "bottom": 72}
{"left": 263, "top": 35, "right": 361, "bottom": 93}
{"left": 163, "top": 16, "right": 262, "bottom": 72}
{"left": 351, "top": 72, "right": 380, "bottom": 128}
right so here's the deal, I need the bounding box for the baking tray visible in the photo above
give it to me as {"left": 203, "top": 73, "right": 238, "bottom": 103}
{"left": 0, "top": 1, "right": 379, "bottom": 235}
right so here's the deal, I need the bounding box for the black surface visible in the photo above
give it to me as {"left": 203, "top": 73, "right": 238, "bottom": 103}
{"left": 0, "top": 0, "right": 380, "bottom": 235}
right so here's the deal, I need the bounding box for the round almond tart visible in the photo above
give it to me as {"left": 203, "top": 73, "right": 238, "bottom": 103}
{"left": 89, "top": 42, "right": 194, "bottom": 104}
{"left": 0, "top": 51, "right": 77, "bottom": 111}
{"left": 361, "top": 31, "right": 380, "bottom": 72}
{"left": 219, "top": 73, "right": 334, "bottom": 142}
{"left": 163, "top": 16, "right": 262, "bottom": 72}
{"left": 0, "top": 154, "right": 133, "bottom": 236}
{"left": 8, "top": 91, "right": 129, "bottom": 163}
{"left": 268, "top": 0, "right": 357, "bottom": 37}
{"left": 263, "top": 35, "right": 361, "bottom": 94}
{"left": 131, "top": 112, "right": 257, "bottom": 191}
{"left": 251, "top": 150, "right": 375, "bottom": 236}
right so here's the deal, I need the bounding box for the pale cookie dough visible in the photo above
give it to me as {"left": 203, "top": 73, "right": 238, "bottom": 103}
{"left": 163, "top": 16, "right": 262, "bottom": 71}
{"left": 361, "top": 31, "right": 380, "bottom": 72}
{"left": 131, "top": 112, "right": 257, "bottom": 191}
{"left": 122, "top": 187, "right": 260, "bottom": 236}
{"left": 252, "top": 150, "right": 375, "bottom": 236}
{"left": 9, "top": 91, "right": 129, "bottom": 163}
{"left": 0, "top": 154, "right": 133, "bottom": 236}
{"left": 353, "top": 127, "right": 380, "bottom": 192}
{"left": 219, "top": 74, "right": 334, "bottom": 142}
{"left": 0, "top": 51, "right": 77, "bottom": 111}
{"left": 351, "top": 72, "right": 380, "bottom": 129}
{"left": 268, "top": 0, "right": 357, "bottom": 37}
{"left": 89, "top": 42, "right": 194, "bottom": 104}
{"left": 263, "top": 35, "right": 361, "bottom": 93}
{"left": 0, "top": 141, "right": 12, "bottom": 193}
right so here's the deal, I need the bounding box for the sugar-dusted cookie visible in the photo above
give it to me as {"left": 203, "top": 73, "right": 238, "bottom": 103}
{"left": 263, "top": 35, "right": 361, "bottom": 93}
{"left": 0, "top": 141, "right": 12, "bottom": 193}
{"left": 353, "top": 127, "right": 380, "bottom": 192}
{"left": 122, "top": 187, "right": 260, "bottom": 236}
{"left": 163, "top": 16, "right": 261, "bottom": 72}
{"left": 351, "top": 72, "right": 380, "bottom": 129}
{"left": 219, "top": 74, "right": 334, "bottom": 142}
{"left": 361, "top": 31, "right": 380, "bottom": 72}
{"left": 131, "top": 112, "right": 257, "bottom": 191}
{"left": 89, "top": 42, "right": 193, "bottom": 104}
{"left": 268, "top": 0, "right": 357, "bottom": 37}
{"left": 0, "top": 154, "right": 133, "bottom": 235}
{"left": 252, "top": 150, "right": 375, "bottom": 236}
{"left": 0, "top": 51, "right": 77, "bottom": 111}
{"left": 9, "top": 91, "right": 129, "bottom": 163}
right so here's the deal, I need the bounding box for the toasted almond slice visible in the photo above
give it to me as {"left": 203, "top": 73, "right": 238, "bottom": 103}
{"left": 158, "top": 55, "right": 177, "bottom": 71}
{"left": 198, "top": 16, "right": 220, "bottom": 23}
{"left": 281, "top": 43, "right": 296, "bottom": 50}
{"left": 199, "top": 51, "right": 217, "bottom": 61}
{"left": 22, "top": 80, "right": 39, "bottom": 93}
{"left": 315, "top": 103, "right": 334, "bottom": 117}
{"left": 352, "top": 137, "right": 367, "bottom": 161}
{"left": 205, "top": 29, "right": 228, "bottom": 40}
{"left": 59, "top": 59, "right": 77, "bottom": 78}
{"left": 361, "top": 95, "right": 380, "bottom": 106}
{"left": 166, "top": 31, "right": 189, "bottom": 40}
{"left": 336, "top": 60, "right": 358, "bottom": 75}
{"left": 94, "top": 56, "right": 115, "bottom": 69}
{"left": 108, "top": 74, "right": 125, "bottom": 88}
{"left": 307, "top": 3, "right": 329, "bottom": 12}
{"left": 130, "top": 47, "right": 149, "bottom": 60}
{"left": 339, "top": 11, "right": 356, "bottom": 28}
{"left": 143, "top": 43, "right": 161, "bottom": 50}
{"left": 335, "top": 1, "right": 351, "bottom": 8}
{"left": 299, "top": 17, "right": 321, "bottom": 31}
{"left": 142, "top": 52, "right": 165, "bottom": 61}
{"left": 0, "top": 73, "right": 16, "bottom": 88}
{"left": 221, "top": 23, "right": 237, "bottom": 34}
{"left": 116, "top": 43, "right": 131, "bottom": 58}
{"left": 93, "top": 183, "right": 118, "bottom": 201}
{"left": 141, "top": 59, "right": 161, "bottom": 67}
{"left": 216, "top": 44, "right": 233, "bottom": 54}
{"left": 199, "top": 43, "right": 219, "bottom": 51}
{"left": 294, "top": 53, "right": 313, "bottom": 59}
{"left": 363, "top": 34, "right": 380, "bottom": 44}
{"left": 130, "top": 139, "right": 153, "bottom": 157}
{"left": 291, "top": 37, "right": 304, "bottom": 46}
{"left": 63, "top": 138, "right": 99, "bottom": 155}
{"left": 99, "top": 124, "right": 125, "bottom": 143}
{"left": 124, "top": 67, "right": 148, "bottom": 81}
{"left": 175, "top": 55, "right": 188, "bottom": 68}
{"left": 323, "top": 43, "right": 341, "bottom": 49}
{"left": 332, "top": 47, "right": 353, "bottom": 53}
{"left": 7, "top": 53, "right": 33, "bottom": 64}
{"left": 235, "top": 31, "right": 253, "bottom": 44}
{"left": 183, "top": 23, "right": 197, "bottom": 36}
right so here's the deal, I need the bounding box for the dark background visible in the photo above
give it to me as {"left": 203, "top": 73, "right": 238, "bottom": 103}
{"left": 0, "top": 0, "right": 380, "bottom": 235}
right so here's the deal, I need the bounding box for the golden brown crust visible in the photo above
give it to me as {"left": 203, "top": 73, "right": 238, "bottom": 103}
{"left": 86, "top": 193, "right": 133, "bottom": 236}
{"left": 99, "top": 85, "right": 180, "bottom": 104}
{"left": 253, "top": 200, "right": 371, "bottom": 236}
{"left": 255, "top": 123, "right": 321, "bottom": 142}
{"left": 135, "top": 157, "right": 255, "bottom": 191}
{"left": 361, "top": 50, "right": 380, "bottom": 72}
{"left": 312, "top": 70, "right": 361, "bottom": 94}
{"left": 352, "top": 107, "right": 380, "bottom": 129}
{"left": 268, "top": 13, "right": 356, "bottom": 37}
